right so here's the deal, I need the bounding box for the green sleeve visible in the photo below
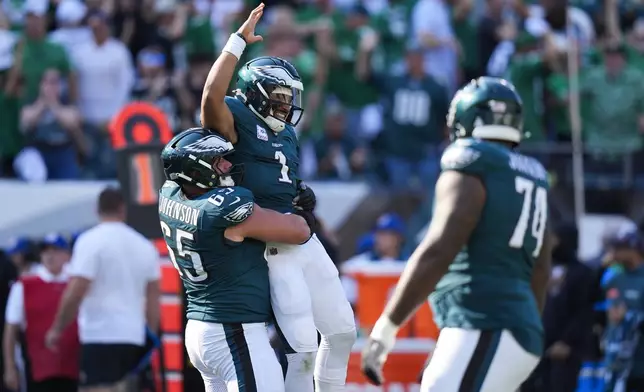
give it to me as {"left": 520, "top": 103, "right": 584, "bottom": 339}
{"left": 225, "top": 96, "right": 257, "bottom": 140}
{"left": 52, "top": 42, "right": 71, "bottom": 74}
{"left": 202, "top": 187, "right": 255, "bottom": 229}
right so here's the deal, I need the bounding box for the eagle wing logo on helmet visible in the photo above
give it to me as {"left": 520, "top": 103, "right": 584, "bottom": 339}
{"left": 184, "top": 135, "right": 229, "bottom": 154}
{"left": 224, "top": 202, "right": 254, "bottom": 224}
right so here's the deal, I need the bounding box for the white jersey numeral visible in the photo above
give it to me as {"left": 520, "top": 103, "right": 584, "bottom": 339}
{"left": 508, "top": 176, "right": 548, "bottom": 257}
{"left": 275, "top": 150, "right": 292, "bottom": 183}
{"left": 161, "top": 221, "right": 208, "bottom": 282}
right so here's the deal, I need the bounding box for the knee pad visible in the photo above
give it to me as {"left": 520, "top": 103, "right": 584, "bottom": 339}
{"left": 315, "top": 328, "right": 357, "bottom": 383}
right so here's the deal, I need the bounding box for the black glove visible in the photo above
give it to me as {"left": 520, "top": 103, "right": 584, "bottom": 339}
{"left": 293, "top": 181, "right": 316, "bottom": 212}
{"left": 295, "top": 209, "right": 317, "bottom": 242}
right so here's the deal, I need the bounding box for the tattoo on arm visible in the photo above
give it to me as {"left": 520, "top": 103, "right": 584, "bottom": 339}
{"left": 384, "top": 171, "right": 486, "bottom": 326}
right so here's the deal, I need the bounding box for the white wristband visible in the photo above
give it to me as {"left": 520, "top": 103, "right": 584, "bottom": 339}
{"left": 370, "top": 315, "right": 399, "bottom": 344}
{"left": 222, "top": 33, "right": 246, "bottom": 60}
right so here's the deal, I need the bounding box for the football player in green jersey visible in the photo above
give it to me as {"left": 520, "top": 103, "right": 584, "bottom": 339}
{"left": 198, "top": 4, "right": 356, "bottom": 392}
{"left": 158, "top": 128, "right": 314, "bottom": 392}
{"left": 361, "top": 77, "right": 553, "bottom": 391}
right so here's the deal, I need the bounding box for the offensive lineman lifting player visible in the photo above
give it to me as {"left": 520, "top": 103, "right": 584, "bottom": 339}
{"left": 361, "top": 77, "right": 553, "bottom": 391}
{"left": 199, "top": 3, "right": 356, "bottom": 392}
{"left": 159, "top": 129, "right": 313, "bottom": 391}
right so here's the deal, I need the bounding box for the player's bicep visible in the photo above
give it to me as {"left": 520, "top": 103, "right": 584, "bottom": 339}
{"left": 201, "top": 93, "right": 237, "bottom": 143}
{"left": 421, "top": 170, "right": 486, "bottom": 264}
{"left": 224, "top": 204, "right": 310, "bottom": 244}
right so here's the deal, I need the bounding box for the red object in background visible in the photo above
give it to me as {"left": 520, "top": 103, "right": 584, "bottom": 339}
{"left": 22, "top": 276, "right": 80, "bottom": 381}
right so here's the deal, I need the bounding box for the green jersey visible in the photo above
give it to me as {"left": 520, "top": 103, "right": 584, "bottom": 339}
{"left": 225, "top": 96, "right": 299, "bottom": 213}
{"left": 158, "top": 181, "right": 271, "bottom": 324}
{"left": 430, "top": 138, "right": 549, "bottom": 356}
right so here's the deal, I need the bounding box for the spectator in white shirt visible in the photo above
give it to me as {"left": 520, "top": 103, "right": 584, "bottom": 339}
{"left": 71, "top": 10, "right": 134, "bottom": 179}
{"left": 412, "top": 0, "right": 459, "bottom": 94}
{"left": 49, "top": 0, "right": 93, "bottom": 57}
{"left": 46, "top": 187, "right": 160, "bottom": 392}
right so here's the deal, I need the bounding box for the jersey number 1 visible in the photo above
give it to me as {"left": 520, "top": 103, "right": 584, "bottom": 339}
{"left": 509, "top": 176, "right": 548, "bottom": 257}
{"left": 160, "top": 221, "right": 208, "bottom": 282}
{"left": 275, "top": 151, "right": 292, "bottom": 183}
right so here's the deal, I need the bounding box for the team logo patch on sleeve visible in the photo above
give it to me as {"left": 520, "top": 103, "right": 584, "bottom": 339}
{"left": 441, "top": 145, "right": 481, "bottom": 169}
{"left": 224, "top": 202, "right": 254, "bottom": 223}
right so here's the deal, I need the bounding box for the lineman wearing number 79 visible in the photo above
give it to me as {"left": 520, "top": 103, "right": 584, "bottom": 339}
{"left": 200, "top": 3, "right": 356, "bottom": 392}
{"left": 361, "top": 77, "right": 553, "bottom": 392}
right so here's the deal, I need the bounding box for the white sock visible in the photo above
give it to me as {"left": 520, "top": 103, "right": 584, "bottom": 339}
{"left": 285, "top": 352, "right": 315, "bottom": 392}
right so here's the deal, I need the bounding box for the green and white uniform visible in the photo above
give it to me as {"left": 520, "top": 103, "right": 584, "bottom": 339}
{"left": 159, "top": 181, "right": 283, "bottom": 391}
{"left": 423, "top": 138, "right": 548, "bottom": 392}
{"left": 225, "top": 95, "right": 356, "bottom": 357}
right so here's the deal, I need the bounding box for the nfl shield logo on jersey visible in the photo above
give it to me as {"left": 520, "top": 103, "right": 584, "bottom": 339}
{"left": 256, "top": 125, "right": 268, "bottom": 141}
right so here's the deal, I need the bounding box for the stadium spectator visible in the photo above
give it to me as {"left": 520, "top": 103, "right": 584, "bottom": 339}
{"left": 72, "top": 10, "right": 134, "bottom": 179}
{"left": 10, "top": 0, "right": 76, "bottom": 103}
{"left": 175, "top": 52, "right": 212, "bottom": 129}
{"left": 341, "top": 213, "right": 406, "bottom": 305}
{"left": 411, "top": 0, "right": 459, "bottom": 93}
{"left": 45, "top": 187, "right": 160, "bottom": 392}
{"left": 131, "top": 46, "right": 179, "bottom": 129}
{"left": 357, "top": 40, "right": 448, "bottom": 190}
{"left": 19, "top": 68, "right": 86, "bottom": 180}
{"left": 312, "top": 101, "right": 367, "bottom": 180}
{"left": 0, "top": 9, "right": 20, "bottom": 178}
{"left": 3, "top": 233, "right": 78, "bottom": 392}
{"left": 48, "top": 0, "right": 92, "bottom": 57}
{"left": 601, "top": 230, "right": 644, "bottom": 390}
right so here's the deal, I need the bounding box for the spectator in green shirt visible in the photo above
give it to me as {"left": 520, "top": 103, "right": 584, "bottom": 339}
{"left": 11, "top": 2, "right": 76, "bottom": 104}
{"left": 582, "top": 42, "right": 644, "bottom": 156}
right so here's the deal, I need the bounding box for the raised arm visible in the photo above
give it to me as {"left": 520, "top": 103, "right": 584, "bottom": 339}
{"left": 225, "top": 203, "right": 311, "bottom": 244}
{"left": 200, "top": 3, "right": 265, "bottom": 144}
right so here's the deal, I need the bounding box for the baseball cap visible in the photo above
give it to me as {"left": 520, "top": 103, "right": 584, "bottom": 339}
{"left": 374, "top": 213, "right": 405, "bottom": 235}
{"left": 606, "top": 230, "right": 642, "bottom": 252}
{"left": 5, "top": 237, "right": 30, "bottom": 255}
{"left": 41, "top": 233, "right": 70, "bottom": 250}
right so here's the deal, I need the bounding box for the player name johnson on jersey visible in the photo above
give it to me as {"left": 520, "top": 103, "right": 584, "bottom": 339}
{"left": 158, "top": 181, "right": 272, "bottom": 324}
{"left": 225, "top": 96, "right": 300, "bottom": 213}
{"left": 433, "top": 138, "right": 549, "bottom": 356}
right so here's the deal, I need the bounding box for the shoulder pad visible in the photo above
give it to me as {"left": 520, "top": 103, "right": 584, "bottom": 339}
{"left": 204, "top": 187, "right": 255, "bottom": 227}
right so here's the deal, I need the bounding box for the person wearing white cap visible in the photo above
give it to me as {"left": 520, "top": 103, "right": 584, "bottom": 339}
{"left": 49, "top": 0, "right": 93, "bottom": 57}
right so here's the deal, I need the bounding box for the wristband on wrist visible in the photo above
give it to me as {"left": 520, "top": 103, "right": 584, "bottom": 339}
{"left": 223, "top": 33, "right": 247, "bottom": 60}
{"left": 370, "top": 315, "right": 399, "bottom": 342}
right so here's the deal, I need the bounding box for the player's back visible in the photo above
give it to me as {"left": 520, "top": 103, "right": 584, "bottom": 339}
{"left": 158, "top": 180, "right": 271, "bottom": 324}
{"left": 224, "top": 96, "right": 299, "bottom": 213}
{"left": 431, "top": 138, "right": 549, "bottom": 356}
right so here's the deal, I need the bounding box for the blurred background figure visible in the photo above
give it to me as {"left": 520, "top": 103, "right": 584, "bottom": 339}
{"left": 3, "top": 233, "right": 78, "bottom": 392}
{"left": 522, "top": 222, "right": 594, "bottom": 392}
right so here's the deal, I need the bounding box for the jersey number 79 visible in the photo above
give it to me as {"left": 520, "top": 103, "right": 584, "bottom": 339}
{"left": 508, "top": 176, "right": 548, "bottom": 258}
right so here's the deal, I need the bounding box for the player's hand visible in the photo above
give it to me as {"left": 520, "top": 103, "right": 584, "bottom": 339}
{"left": 293, "top": 182, "right": 316, "bottom": 212}
{"left": 295, "top": 209, "right": 317, "bottom": 240}
{"left": 237, "top": 3, "right": 265, "bottom": 44}
{"left": 361, "top": 337, "right": 389, "bottom": 385}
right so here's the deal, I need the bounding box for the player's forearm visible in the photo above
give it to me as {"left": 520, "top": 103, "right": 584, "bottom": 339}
{"left": 256, "top": 211, "right": 311, "bottom": 244}
{"left": 531, "top": 262, "right": 550, "bottom": 313}
{"left": 200, "top": 51, "right": 238, "bottom": 139}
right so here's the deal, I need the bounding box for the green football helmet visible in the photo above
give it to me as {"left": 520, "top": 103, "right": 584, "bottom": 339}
{"left": 447, "top": 77, "right": 524, "bottom": 144}
{"left": 161, "top": 128, "right": 242, "bottom": 189}
{"left": 235, "top": 56, "right": 304, "bottom": 133}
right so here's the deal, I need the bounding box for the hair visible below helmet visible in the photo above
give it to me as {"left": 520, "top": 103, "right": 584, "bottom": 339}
{"left": 160, "top": 128, "right": 241, "bottom": 190}
{"left": 235, "top": 56, "right": 304, "bottom": 133}
{"left": 447, "top": 77, "right": 524, "bottom": 144}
